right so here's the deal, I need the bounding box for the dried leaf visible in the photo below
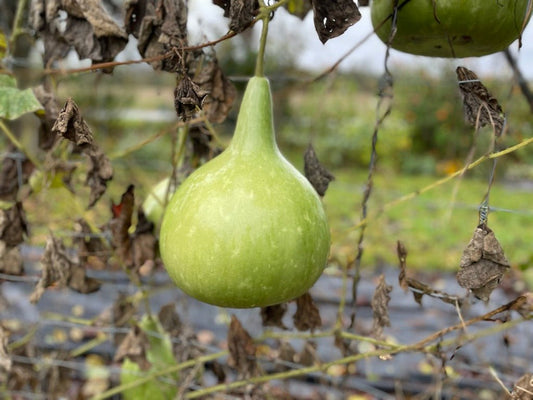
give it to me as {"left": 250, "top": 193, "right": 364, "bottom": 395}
{"left": 213, "top": 0, "right": 259, "bottom": 33}
{"left": 86, "top": 148, "right": 113, "bottom": 208}
{"left": 189, "top": 124, "right": 220, "bottom": 161}
{"left": 30, "top": 234, "right": 101, "bottom": 303}
{"left": 0, "top": 325, "right": 11, "bottom": 372}
{"left": 30, "top": 0, "right": 127, "bottom": 65}
{"left": 52, "top": 98, "right": 93, "bottom": 148}
{"left": 456, "top": 66, "right": 505, "bottom": 137}
{"left": 158, "top": 303, "right": 182, "bottom": 336}
{"left": 73, "top": 219, "right": 108, "bottom": 267}
{"left": 109, "top": 185, "right": 135, "bottom": 267}
{"left": 33, "top": 84, "right": 61, "bottom": 150}
{"left": 193, "top": 57, "right": 237, "bottom": 123}
{"left": 0, "top": 243, "right": 23, "bottom": 276}
{"left": 126, "top": 0, "right": 188, "bottom": 72}
{"left": 371, "top": 274, "right": 392, "bottom": 339}
{"left": 511, "top": 373, "right": 533, "bottom": 400}
{"left": 260, "top": 303, "right": 288, "bottom": 329}
{"left": 297, "top": 340, "right": 319, "bottom": 366}
{"left": 174, "top": 75, "right": 208, "bottom": 121}
{"left": 304, "top": 144, "right": 335, "bottom": 196}
{"left": 293, "top": 292, "right": 322, "bottom": 331}
{"left": 457, "top": 224, "right": 510, "bottom": 301}
{"left": 311, "top": 0, "right": 361, "bottom": 43}
{"left": 397, "top": 240, "right": 408, "bottom": 292}
{"left": 227, "top": 315, "right": 259, "bottom": 378}
{"left": 131, "top": 210, "right": 157, "bottom": 269}
{"left": 0, "top": 150, "right": 34, "bottom": 201}
{"left": 0, "top": 202, "right": 27, "bottom": 247}
{"left": 114, "top": 326, "right": 150, "bottom": 369}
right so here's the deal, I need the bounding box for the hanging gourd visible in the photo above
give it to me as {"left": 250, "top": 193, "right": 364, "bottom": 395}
{"left": 371, "top": 0, "right": 532, "bottom": 58}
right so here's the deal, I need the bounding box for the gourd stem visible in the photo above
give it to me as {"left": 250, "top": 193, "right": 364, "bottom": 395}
{"left": 254, "top": 2, "right": 270, "bottom": 77}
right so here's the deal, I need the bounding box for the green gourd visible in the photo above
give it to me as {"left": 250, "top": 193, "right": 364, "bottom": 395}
{"left": 371, "top": 0, "right": 532, "bottom": 58}
{"left": 159, "top": 77, "right": 330, "bottom": 308}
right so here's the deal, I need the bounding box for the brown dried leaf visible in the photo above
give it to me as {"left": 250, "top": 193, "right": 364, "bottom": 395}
{"left": 293, "top": 292, "right": 322, "bottom": 331}
{"left": 456, "top": 66, "right": 505, "bottom": 137}
{"left": 73, "top": 219, "right": 108, "bottom": 266}
{"left": 0, "top": 325, "right": 11, "bottom": 372}
{"left": 0, "top": 244, "right": 23, "bottom": 276}
{"left": 109, "top": 185, "right": 135, "bottom": 267}
{"left": 297, "top": 340, "right": 319, "bottom": 366}
{"left": 213, "top": 0, "right": 259, "bottom": 33}
{"left": 0, "top": 202, "right": 27, "bottom": 248}
{"left": 126, "top": 0, "right": 188, "bottom": 72}
{"left": 194, "top": 57, "right": 237, "bottom": 124}
{"left": 397, "top": 240, "right": 408, "bottom": 292}
{"left": 511, "top": 373, "right": 533, "bottom": 400}
{"left": 260, "top": 303, "right": 288, "bottom": 329}
{"left": 174, "top": 75, "right": 208, "bottom": 121}
{"left": 371, "top": 274, "right": 392, "bottom": 339}
{"left": 86, "top": 148, "right": 113, "bottom": 208}
{"left": 158, "top": 303, "right": 182, "bottom": 336}
{"left": 457, "top": 224, "right": 510, "bottom": 301}
{"left": 189, "top": 124, "right": 220, "bottom": 161}
{"left": 131, "top": 211, "right": 157, "bottom": 269}
{"left": 114, "top": 325, "right": 150, "bottom": 369}
{"left": 30, "top": 234, "right": 100, "bottom": 303}
{"left": 33, "top": 84, "right": 61, "bottom": 150}
{"left": 0, "top": 151, "right": 34, "bottom": 201}
{"left": 31, "top": 0, "right": 127, "bottom": 66}
{"left": 52, "top": 98, "right": 93, "bottom": 148}
{"left": 311, "top": 0, "right": 361, "bottom": 43}
{"left": 227, "top": 315, "right": 259, "bottom": 378}
{"left": 304, "top": 144, "right": 335, "bottom": 196}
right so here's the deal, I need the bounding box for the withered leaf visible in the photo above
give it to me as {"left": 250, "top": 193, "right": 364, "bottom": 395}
{"left": 114, "top": 325, "right": 150, "bottom": 370}
{"left": 371, "top": 274, "right": 392, "bottom": 339}
{"left": 297, "top": 340, "right": 319, "bottom": 366}
{"left": 0, "top": 244, "right": 23, "bottom": 276}
{"left": 73, "top": 219, "right": 108, "bottom": 267}
{"left": 193, "top": 57, "right": 237, "bottom": 124}
{"left": 126, "top": 0, "right": 188, "bottom": 72}
{"left": 293, "top": 292, "right": 322, "bottom": 331}
{"left": 311, "top": 0, "right": 361, "bottom": 43}
{"left": 456, "top": 66, "right": 505, "bottom": 137}
{"left": 31, "top": 0, "right": 128, "bottom": 66}
{"left": 457, "top": 224, "right": 510, "bottom": 301}
{"left": 0, "top": 150, "right": 34, "bottom": 201}
{"left": 109, "top": 185, "right": 135, "bottom": 267}
{"left": 131, "top": 210, "right": 157, "bottom": 270}
{"left": 304, "top": 144, "right": 335, "bottom": 196}
{"left": 158, "top": 303, "right": 182, "bottom": 336}
{"left": 511, "top": 373, "right": 533, "bottom": 400}
{"left": 0, "top": 325, "right": 11, "bottom": 372}
{"left": 189, "top": 124, "right": 219, "bottom": 161}
{"left": 0, "top": 202, "right": 27, "bottom": 248}
{"left": 174, "top": 76, "right": 208, "bottom": 121}
{"left": 33, "top": 84, "right": 61, "bottom": 151}
{"left": 227, "top": 315, "right": 259, "bottom": 378}
{"left": 396, "top": 240, "right": 408, "bottom": 292}
{"left": 260, "top": 303, "right": 288, "bottom": 329}
{"left": 52, "top": 98, "right": 93, "bottom": 148}
{"left": 213, "top": 0, "right": 259, "bottom": 33}
{"left": 30, "top": 234, "right": 100, "bottom": 303}
{"left": 86, "top": 148, "right": 113, "bottom": 208}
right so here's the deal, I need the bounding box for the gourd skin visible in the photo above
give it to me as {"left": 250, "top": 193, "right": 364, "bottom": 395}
{"left": 371, "top": 0, "right": 532, "bottom": 58}
{"left": 160, "top": 77, "right": 330, "bottom": 308}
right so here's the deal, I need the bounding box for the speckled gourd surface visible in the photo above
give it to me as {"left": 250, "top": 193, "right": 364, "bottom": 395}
{"left": 159, "top": 77, "right": 330, "bottom": 308}
{"left": 371, "top": 0, "right": 532, "bottom": 58}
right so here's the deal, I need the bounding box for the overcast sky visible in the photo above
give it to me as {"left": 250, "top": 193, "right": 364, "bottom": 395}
{"left": 187, "top": 2, "right": 533, "bottom": 80}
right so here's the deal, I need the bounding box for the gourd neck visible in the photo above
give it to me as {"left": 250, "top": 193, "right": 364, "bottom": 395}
{"left": 229, "top": 77, "right": 278, "bottom": 155}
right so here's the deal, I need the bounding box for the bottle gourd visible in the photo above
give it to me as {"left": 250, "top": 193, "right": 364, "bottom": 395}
{"left": 159, "top": 77, "right": 330, "bottom": 308}
{"left": 371, "top": 0, "right": 532, "bottom": 58}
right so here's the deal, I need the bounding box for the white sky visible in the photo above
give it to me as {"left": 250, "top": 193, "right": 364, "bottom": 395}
{"left": 187, "top": 2, "right": 533, "bottom": 80}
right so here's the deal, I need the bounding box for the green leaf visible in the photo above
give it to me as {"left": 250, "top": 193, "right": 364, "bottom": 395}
{"left": 0, "top": 29, "right": 6, "bottom": 59}
{"left": 120, "top": 315, "right": 178, "bottom": 400}
{"left": 0, "top": 74, "right": 43, "bottom": 120}
{"left": 285, "top": 0, "right": 312, "bottom": 19}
